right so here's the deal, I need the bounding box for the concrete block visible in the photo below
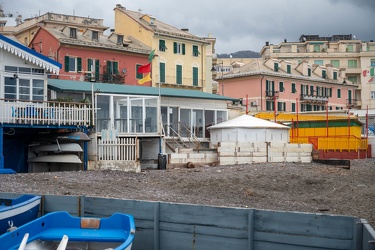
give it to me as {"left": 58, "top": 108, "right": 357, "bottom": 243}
{"left": 300, "top": 156, "right": 312, "bottom": 163}
{"left": 269, "top": 152, "right": 285, "bottom": 157}
{"left": 170, "top": 153, "right": 188, "bottom": 159}
{"left": 252, "top": 156, "right": 267, "bottom": 163}
{"left": 285, "top": 156, "right": 300, "bottom": 162}
{"left": 269, "top": 147, "right": 286, "bottom": 153}
{"left": 219, "top": 157, "right": 237, "bottom": 166}
{"left": 252, "top": 152, "right": 267, "bottom": 157}
{"left": 236, "top": 151, "right": 254, "bottom": 157}
{"left": 270, "top": 142, "right": 287, "bottom": 148}
{"left": 269, "top": 156, "right": 286, "bottom": 163}
{"left": 236, "top": 157, "right": 253, "bottom": 165}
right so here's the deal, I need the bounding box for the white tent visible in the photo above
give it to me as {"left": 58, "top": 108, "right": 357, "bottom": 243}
{"left": 208, "top": 114, "right": 290, "bottom": 146}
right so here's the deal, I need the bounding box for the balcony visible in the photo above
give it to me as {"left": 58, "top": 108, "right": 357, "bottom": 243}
{"left": 300, "top": 94, "right": 328, "bottom": 103}
{"left": 265, "top": 90, "right": 279, "bottom": 99}
{"left": 346, "top": 99, "right": 360, "bottom": 108}
{"left": 0, "top": 99, "right": 92, "bottom": 127}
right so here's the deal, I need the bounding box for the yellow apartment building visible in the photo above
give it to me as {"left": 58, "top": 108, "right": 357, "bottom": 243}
{"left": 114, "top": 4, "right": 212, "bottom": 93}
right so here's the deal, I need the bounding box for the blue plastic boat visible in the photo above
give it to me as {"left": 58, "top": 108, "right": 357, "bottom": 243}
{"left": 0, "top": 194, "right": 41, "bottom": 234}
{"left": 0, "top": 211, "right": 135, "bottom": 250}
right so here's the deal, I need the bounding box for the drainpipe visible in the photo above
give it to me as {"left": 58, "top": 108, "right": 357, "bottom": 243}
{"left": 260, "top": 75, "right": 264, "bottom": 110}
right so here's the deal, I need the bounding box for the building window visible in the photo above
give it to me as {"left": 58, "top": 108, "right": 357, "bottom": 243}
{"left": 333, "top": 71, "right": 338, "bottom": 80}
{"left": 117, "top": 35, "right": 124, "bottom": 45}
{"left": 92, "top": 31, "right": 99, "bottom": 41}
{"left": 279, "top": 82, "right": 284, "bottom": 92}
{"left": 277, "top": 102, "right": 286, "bottom": 111}
{"left": 87, "top": 59, "right": 99, "bottom": 81}
{"left": 159, "top": 40, "right": 167, "bottom": 52}
{"left": 346, "top": 45, "right": 353, "bottom": 52}
{"left": 308, "top": 68, "right": 311, "bottom": 76}
{"left": 64, "top": 56, "right": 82, "bottom": 72}
{"left": 274, "top": 63, "right": 279, "bottom": 72}
{"left": 173, "top": 42, "right": 185, "bottom": 55}
{"left": 192, "top": 45, "right": 199, "bottom": 57}
{"left": 136, "top": 64, "right": 143, "bottom": 79}
{"left": 331, "top": 60, "right": 340, "bottom": 68}
{"left": 291, "top": 83, "right": 297, "bottom": 93}
{"left": 314, "top": 60, "right": 323, "bottom": 65}
{"left": 322, "top": 70, "right": 326, "bottom": 78}
{"left": 4, "top": 77, "right": 44, "bottom": 101}
{"left": 371, "top": 91, "right": 375, "bottom": 99}
{"left": 337, "top": 89, "right": 341, "bottom": 98}
{"left": 292, "top": 103, "right": 296, "bottom": 112}
{"left": 107, "top": 61, "right": 119, "bottom": 75}
{"left": 348, "top": 75, "right": 357, "bottom": 83}
{"left": 371, "top": 59, "right": 375, "bottom": 67}
{"left": 176, "top": 65, "right": 182, "bottom": 84}
{"left": 313, "top": 45, "right": 320, "bottom": 52}
{"left": 192, "top": 67, "right": 198, "bottom": 86}
{"left": 287, "top": 64, "right": 291, "bottom": 74}
{"left": 348, "top": 60, "right": 357, "bottom": 68}
{"left": 70, "top": 28, "right": 77, "bottom": 38}
{"left": 160, "top": 62, "right": 165, "bottom": 83}
{"left": 266, "top": 100, "right": 274, "bottom": 111}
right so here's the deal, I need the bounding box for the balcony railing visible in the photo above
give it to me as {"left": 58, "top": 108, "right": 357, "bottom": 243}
{"left": 300, "top": 94, "right": 328, "bottom": 103}
{"left": 346, "top": 99, "right": 359, "bottom": 108}
{"left": 0, "top": 99, "right": 92, "bottom": 126}
{"left": 265, "top": 90, "right": 279, "bottom": 98}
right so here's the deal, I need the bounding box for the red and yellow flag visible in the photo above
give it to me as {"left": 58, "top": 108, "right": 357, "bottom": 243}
{"left": 138, "top": 73, "right": 152, "bottom": 84}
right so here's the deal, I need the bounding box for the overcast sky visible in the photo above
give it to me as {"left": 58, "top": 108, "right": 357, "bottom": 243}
{"left": 3, "top": 0, "right": 374, "bottom": 54}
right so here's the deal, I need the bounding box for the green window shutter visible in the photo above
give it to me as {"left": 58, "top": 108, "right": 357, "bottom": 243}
{"left": 308, "top": 68, "right": 311, "bottom": 76}
{"left": 182, "top": 44, "right": 185, "bottom": 55}
{"left": 95, "top": 60, "right": 100, "bottom": 80}
{"left": 292, "top": 83, "right": 296, "bottom": 93}
{"left": 337, "top": 89, "right": 341, "bottom": 98}
{"left": 292, "top": 103, "right": 296, "bottom": 112}
{"left": 333, "top": 71, "right": 337, "bottom": 80}
{"left": 274, "top": 63, "right": 279, "bottom": 72}
{"left": 287, "top": 65, "right": 291, "bottom": 74}
{"left": 192, "top": 45, "right": 199, "bottom": 56}
{"left": 266, "top": 80, "right": 269, "bottom": 92}
{"left": 106, "top": 61, "right": 111, "bottom": 74}
{"left": 279, "top": 82, "right": 284, "bottom": 92}
{"left": 136, "top": 64, "right": 143, "bottom": 79}
{"left": 113, "top": 61, "right": 119, "bottom": 74}
{"left": 173, "top": 42, "right": 177, "bottom": 54}
{"left": 348, "top": 90, "right": 352, "bottom": 102}
{"left": 330, "top": 88, "right": 332, "bottom": 97}
{"left": 176, "top": 65, "right": 182, "bottom": 84}
{"left": 322, "top": 70, "right": 326, "bottom": 78}
{"left": 300, "top": 84, "right": 304, "bottom": 94}
{"left": 87, "top": 59, "right": 92, "bottom": 77}
{"left": 370, "top": 67, "right": 374, "bottom": 76}
{"left": 159, "top": 40, "right": 166, "bottom": 51}
{"left": 77, "top": 57, "right": 82, "bottom": 72}
{"left": 193, "top": 67, "right": 198, "bottom": 86}
{"left": 64, "top": 56, "right": 69, "bottom": 72}
{"left": 310, "top": 86, "right": 314, "bottom": 96}
{"left": 160, "top": 62, "right": 166, "bottom": 82}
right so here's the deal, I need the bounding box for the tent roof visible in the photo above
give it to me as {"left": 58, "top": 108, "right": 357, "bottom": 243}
{"left": 208, "top": 114, "right": 290, "bottom": 130}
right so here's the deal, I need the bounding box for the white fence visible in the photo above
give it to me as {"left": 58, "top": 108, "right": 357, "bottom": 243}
{"left": 0, "top": 99, "right": 91, "bottom": 126}
{"left": 98, "top": 129, "right": 138, "bottom": 161}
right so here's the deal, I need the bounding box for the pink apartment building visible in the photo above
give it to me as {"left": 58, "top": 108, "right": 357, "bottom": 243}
{"left": 217, "top": 58, "right": 357, "bottom": 112}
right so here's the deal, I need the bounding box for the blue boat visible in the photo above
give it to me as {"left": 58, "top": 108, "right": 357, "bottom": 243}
{"left": 0, "top": 211, "right": 135, "bottom": 250}
{"left": 0, "top": 194, "right": 41, "bottom": 234}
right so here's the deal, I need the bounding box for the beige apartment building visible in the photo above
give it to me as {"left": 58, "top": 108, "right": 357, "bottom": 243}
{"left": 114, "top": 4, "right": 213, "bottom": 93}
{"left": 259, "top": 34, "right": 375, "bottom": 109}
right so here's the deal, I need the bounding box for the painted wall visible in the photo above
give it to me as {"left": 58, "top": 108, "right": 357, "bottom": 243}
{"left": 221, "top": 75, "right": 355, "bottom": 112}
{"left": 31, "top": 28, "right": 150, "bottom": 86}
{"left": 114, "top": 8, "right": 208, "bottom": 92}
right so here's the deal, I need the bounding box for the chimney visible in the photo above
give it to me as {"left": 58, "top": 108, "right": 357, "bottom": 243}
{"left": 15, "top": 15, "right": 22, "bottom": 25}
{"left": 284, "top": 39, "right": 287, "bottom": 43}
{"left": 265, "top": 41, "right": 269, "bottom": 46}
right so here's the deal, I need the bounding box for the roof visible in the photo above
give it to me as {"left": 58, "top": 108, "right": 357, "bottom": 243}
{"left": 0, "top": 34, "right": 61, "bottom": 74}
{"left": 208, "top": 114, "right": 290, "bottom": 130}
{"left": 43, "top": 28, "right": 151, "bottom": 55}
{"left": 222, "top": 58, "right": 345, "bottom": 85}
{"left": 117, "top": 6, "right": 207, "bottom": 43}
{"left": 48, "top": 79, "right": 238, "bottom": 101}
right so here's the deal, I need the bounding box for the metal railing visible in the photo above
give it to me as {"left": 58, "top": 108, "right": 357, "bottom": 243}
{"left": 0, "top": 99, "right": 92, "bottom": 126}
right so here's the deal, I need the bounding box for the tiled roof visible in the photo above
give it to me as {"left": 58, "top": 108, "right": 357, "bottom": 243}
{"left": 118, "top": 8, "right": 207, "bottom": 43}
{"left": 44, "top": 27, "right": 151, "bottom": 55}
{"left": 48, "top": 79, "right": 238, "bottom": 101}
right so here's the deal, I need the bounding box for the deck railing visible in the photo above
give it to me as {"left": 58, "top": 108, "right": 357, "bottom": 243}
{"left": 0, "top": 99, "right": 92, "bottom": 126}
